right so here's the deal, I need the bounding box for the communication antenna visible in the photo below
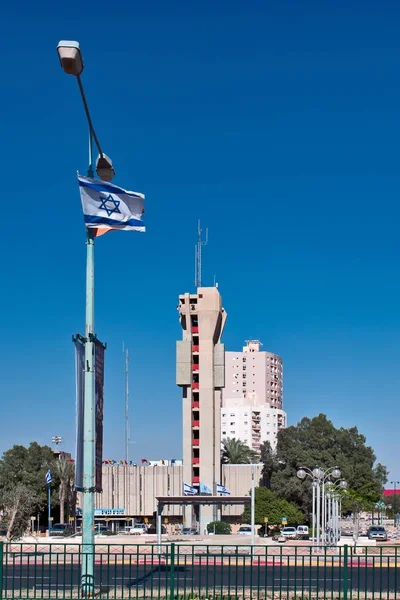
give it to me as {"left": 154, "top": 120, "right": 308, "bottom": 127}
{"left": 123, "top": 343, "right": 130, "bottom": 464}
{"left": 194, "top": 220, "right": 208, "bottom": 288}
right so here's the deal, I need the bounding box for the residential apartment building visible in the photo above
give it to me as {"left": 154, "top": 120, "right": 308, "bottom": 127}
{"left": 222, "top": 340, "right": 286, "bottom": 451}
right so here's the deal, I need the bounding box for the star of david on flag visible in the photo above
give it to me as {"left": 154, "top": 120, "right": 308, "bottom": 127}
{"left": 78, "top": 175, "right": 145, "bottom": 237}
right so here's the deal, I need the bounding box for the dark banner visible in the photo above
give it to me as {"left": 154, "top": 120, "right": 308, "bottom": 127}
{"left": 95, "top": 340, "right": 105, "bottom": 493}
{"left": 74, "top": 338, "right": 85, "bottom": 491}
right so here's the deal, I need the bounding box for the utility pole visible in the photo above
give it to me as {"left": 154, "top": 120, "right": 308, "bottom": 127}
{"left": 124, "top": 347, "right": 130, "bottom": 464}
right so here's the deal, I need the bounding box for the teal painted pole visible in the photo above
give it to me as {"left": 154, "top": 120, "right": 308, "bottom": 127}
{"left": 81, "top": 133, "right": 95, "bottom": 596}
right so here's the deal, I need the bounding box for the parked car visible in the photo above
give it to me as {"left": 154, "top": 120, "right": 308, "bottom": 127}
{"left": 296, "top": 525, "right": 309, "bottom": 540}
{"left": 237, "top": 526, "right": 252, "bottom": 535}
{"left": 367, "top": 526, "right": 387, "bottom": 541}
{"left": 94, "top": 525, "right": 109, "bottom": 535}
{"left": 49, "top": 523, "right": 73, "bottom": 537}
{"left": 280, "top": 526, "right": 297, "bottom": 540}
{"left": 128, "top": 523, "right": 147, "bottom": 535}
{"left": 182, "top": 527, "right": 198, "bottom": 535}
{"left": 147, "top": 525, "right": 166, "bottom": 535}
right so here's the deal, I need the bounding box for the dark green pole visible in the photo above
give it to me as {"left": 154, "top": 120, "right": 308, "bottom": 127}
{"left": 169, "top": 542, "right": 175, "bottom": 600}
{"left": 0, "top": 541, "right": 4, "bottom": 600}
{"left": 343, "top": 544, "right": 348, "bottom": 600}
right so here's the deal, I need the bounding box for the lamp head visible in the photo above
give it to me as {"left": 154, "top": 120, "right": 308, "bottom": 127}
{"left": 57, "top": 41, "right": 84, "bottom": 76}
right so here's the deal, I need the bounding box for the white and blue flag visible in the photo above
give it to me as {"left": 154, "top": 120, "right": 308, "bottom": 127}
{"left": 183, "top": 482, "right": 198, "bottom": 496}
{"left": 78, "top": 175, "right": 145, "bottom": 237}
{"left": 199, "top": 482, "right": 213, "bottom": 495}
{"left": 216, "top": 484, "right": 231, "bottom": 495}
{"left": 45, "top": 470, "right": 52, "bottom": 485}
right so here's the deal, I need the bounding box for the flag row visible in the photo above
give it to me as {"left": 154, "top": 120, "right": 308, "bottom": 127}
{"left": 183, "top": 482, "right": 231, "bottom": 496}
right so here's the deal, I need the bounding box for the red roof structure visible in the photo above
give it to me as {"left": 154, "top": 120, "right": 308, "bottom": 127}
{"left": 383, "top": 489, "right": 400, "bottom": 497}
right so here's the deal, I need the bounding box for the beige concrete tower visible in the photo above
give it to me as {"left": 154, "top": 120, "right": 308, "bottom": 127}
{"left": 176, "top": 287, "right": 227, "bottom": 533}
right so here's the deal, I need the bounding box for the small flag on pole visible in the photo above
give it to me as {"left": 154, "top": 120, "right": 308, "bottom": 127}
{"left": 200, "top": 482, "right": 212, "bottom": 495}
{"left": 183, "top": 482, "right": 198, "bottom": 496}
{"left": 78, "top": 175, "right": 145, "bottom": 237}
{"left": 45, "top": 470, "right": 52, "bottom": 485}
{"left": 216, "top": 484, "right": 231, "bottom": 495}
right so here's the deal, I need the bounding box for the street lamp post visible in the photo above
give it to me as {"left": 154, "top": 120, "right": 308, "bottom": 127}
{"left": 57, "top": 40, "right": 115, "bottom": 597}
{"left": 250, "top": 464, "right": 255, "bottom": 548}
{"left": 297, "top": 466, "right": 341, "bottom": 549}
{"left": 391, "top": 481, "right": 399, "bottom": 528}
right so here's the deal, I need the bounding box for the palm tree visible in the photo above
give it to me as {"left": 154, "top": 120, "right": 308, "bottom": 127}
{"left": 51, "top": 457, "right": 75, "bottom": 524}
{"left": 221, "top": 438, "right": 259, "bottom": 464}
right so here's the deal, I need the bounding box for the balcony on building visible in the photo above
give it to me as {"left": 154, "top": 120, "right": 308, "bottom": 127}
{"left": 192, "top": 326, "right": 199, "bottom": 334}
{"left": 192, "top": 476, "right": 200, "bottom": 484}
{"left": 192, "top": 345, "right": 199, "bottom": 352}
{"left": 192, "top": 420, "right": 200, "bottom": 428}
{"left": 192, "top": 439, "right": 200, "bottom": 446}
{"left": 192, "top": 364, "right": 199, "bottom": 371}
{"left": 192, "top": 457, "right": 200, "bottom": 464}
{"left": 192, "top": 382, "right": 199, "bottom": 389}
{"left": 192, "top": 400, "right": 200, "bottom": 409}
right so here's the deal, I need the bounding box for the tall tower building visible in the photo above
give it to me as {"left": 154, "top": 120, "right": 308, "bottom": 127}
{"left": 176, "top": 287, "right": 227, "bottom": 532}
{"left": 222, "top": 340, "right": 286, "bottom": 451}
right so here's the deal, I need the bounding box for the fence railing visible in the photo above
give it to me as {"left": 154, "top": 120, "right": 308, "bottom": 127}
{"left": 0, "top": 542, "right": 399, "bottom": 599}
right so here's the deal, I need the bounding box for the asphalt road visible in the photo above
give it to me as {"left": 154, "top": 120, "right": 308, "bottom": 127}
{"left": 3, "top": 563, "right": 398, "bottom": 595}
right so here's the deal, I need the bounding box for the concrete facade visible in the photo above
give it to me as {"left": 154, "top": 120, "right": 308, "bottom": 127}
{"left": 222, "top": 341, "right": 286, "bottom": 451}
{"left": 176, "top": 287, "right": 227, "bottom": 532}
{"left": 88, "top": 463, "right": 262, "bottom": 521}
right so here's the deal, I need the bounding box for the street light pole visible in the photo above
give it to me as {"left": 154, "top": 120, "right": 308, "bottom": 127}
{"left": 57, "top": 40, "right": 116, "bottom": 597}
{"left": 312, "top": 482, "right": 316, "bottom": 548}
{"left": 250, "top": 464, "right": 255, "bottom": 548}
{"left": 391, "top": 481, "right": 399, "bottom": 528}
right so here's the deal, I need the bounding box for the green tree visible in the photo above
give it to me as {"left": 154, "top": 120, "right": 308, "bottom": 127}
{"left": 0, "top": 443, "right": 54, "bottom": 540}
{"left": 51, "top": 456, "right": 75, "bottom": 524}
{"left": 241, "top": 487, "right": 304, "bottom": 526}
{"left": 207, "top": 521, "right": 231, "bottom": 534}
{"left": 341, "top": 488, "right": 377, "bottom": 545}
{"left": 260, "top": 441, "right": 277, "bottom": 487}
{"left": 267, "top": 414, "right": 387, "bottom": 515}
{"left": 221, "top": 438, "right": 259, "bottom": 464}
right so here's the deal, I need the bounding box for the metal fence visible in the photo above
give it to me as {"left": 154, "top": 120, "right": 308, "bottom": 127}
{"left": 0, "top": 542, "right": 399, "bottom": 599}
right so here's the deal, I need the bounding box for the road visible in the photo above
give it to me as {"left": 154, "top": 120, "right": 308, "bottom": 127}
{"left": 2, "top": 563, "right": 398, "bottom": 595}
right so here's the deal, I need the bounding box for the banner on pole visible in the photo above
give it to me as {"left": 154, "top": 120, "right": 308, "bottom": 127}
{"left": 74, "top": 337, "right": 85, "bottom": 491}
{"left": 95, "top": 340, "right": 105, "bottom": 492}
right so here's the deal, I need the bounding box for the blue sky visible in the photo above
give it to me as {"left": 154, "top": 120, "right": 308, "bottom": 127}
{"left": 0, "top": 0, "right": 399, "bottom": 482}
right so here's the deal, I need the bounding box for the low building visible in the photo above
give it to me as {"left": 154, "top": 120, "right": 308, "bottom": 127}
{"left": 77, "top": 463, "right": 263, "bottom": 528}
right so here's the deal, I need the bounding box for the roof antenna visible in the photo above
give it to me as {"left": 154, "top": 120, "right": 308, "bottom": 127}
{"left": 194, "top": 220, "right": 208, "bottom": 288}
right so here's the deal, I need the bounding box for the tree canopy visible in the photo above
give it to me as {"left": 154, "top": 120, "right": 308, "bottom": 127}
{"left": 262, "top": 414, "right": 387, "bottom": 514}
{"left": 0, "top": 443, "right": 55, "bottom": 539}
{"left": 221, "top": 438, "right": 259, "bottom": 464}
{"left": 242, "top": 487, "right": 304, "bottom": 526}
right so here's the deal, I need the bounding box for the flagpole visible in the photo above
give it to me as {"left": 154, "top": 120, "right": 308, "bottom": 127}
{"left": 81, "top": 132, "right": 96, "bottom": 596}
{"left": 47, "top": 483, "right": 51, "bottom": 535}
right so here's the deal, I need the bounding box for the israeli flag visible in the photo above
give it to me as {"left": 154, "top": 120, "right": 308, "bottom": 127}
{"left": 183, "top": 482, "right": 198, "bottom": 496}
{"left": 200, "top": 482, "right": 213, "bottom": 495}
{"left": 45, "top": 470, "right": 52, "bottom": 485}
{"left": 216, "top": 483, "right": 231, "bottom": 495}
{"left": 78, "top": 175, "right": 145, "bottom": 237}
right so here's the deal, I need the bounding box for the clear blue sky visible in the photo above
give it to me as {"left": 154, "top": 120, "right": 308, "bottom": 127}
{"left": 0, "top": 0, "right": 399, "bottom": 481}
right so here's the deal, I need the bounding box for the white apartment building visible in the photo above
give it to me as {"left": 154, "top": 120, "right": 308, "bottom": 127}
{"left": 221, "top": 340, "right": 286, "bottom": 451}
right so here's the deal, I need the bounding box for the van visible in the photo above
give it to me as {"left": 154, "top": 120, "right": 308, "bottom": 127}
{"left": 296, "top": 525, "right": 309, "bottom": 540}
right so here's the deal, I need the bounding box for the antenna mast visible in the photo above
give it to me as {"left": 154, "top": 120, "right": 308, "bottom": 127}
{"left": 194, "top": 220, "right": 208, "bottom": 288}
{"left": 124, "top": 346, "right": 130, "bottom": 464}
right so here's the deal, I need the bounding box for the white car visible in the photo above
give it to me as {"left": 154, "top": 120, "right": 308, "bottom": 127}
{"left": 128, "top": 523, "right": 147, "bottom": 535}
{"left": 237, "top": 526, "right": 252, "bottom": 535}
{"left": 280, "top": 526, "right": 297, "bottom": 539}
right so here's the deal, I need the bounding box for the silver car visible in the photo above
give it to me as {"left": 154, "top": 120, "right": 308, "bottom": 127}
{"left": 367, "top": 526, "right": 387, "bottom": 541}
